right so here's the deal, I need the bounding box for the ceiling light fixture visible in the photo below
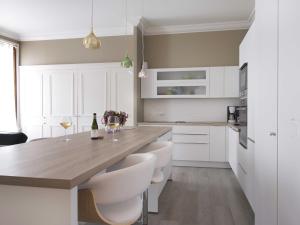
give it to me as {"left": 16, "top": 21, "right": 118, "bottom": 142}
{"left": 83, "top": 0, "right": 101, "bottom": 49}
{"left": 121, "top": 0, "right": 133, "bottom": 68}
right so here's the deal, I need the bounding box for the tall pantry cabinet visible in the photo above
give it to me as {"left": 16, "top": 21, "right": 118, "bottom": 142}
{"left": 20, "top": 63, "right": 135, "bottom": 140}
{"left": 255, "top": 0, "right": 300, "bottom": 225}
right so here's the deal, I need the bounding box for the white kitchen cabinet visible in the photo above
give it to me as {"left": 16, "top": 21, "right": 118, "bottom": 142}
{"left": 110, "top": 68, "right": 134, "bottom": 126}
{"left": 173, "top": 143, "right": 210, "bottom": 161}
{"left": 209, "top": 67, "right": 224, "bottom": 97}
{"left": 77, "top": 68, "right": 107, "bottom": 132}
{"left": 227, "top": 126, "right": 239, "bottom": 175}
{"left": 255, "top": 0, "right": 279, "bottom": 224}
{"left": 42, "top": 70, "right": 77, "bottom": 137}
{"left": 20, "top": 69, "right": 44, "bottom": 140}
{"left": 246, "top": 138, "right": 255, "bottom": 209}
{"left": 210, "top": 66, "right": 239, "bottom": 98}
{"left": 141, "top": 69, "right": 155, "bottom": 98}
{"left": 224, "top": 66, "right": 239, "bottom": 98}
{"left": 278, "top": 0, "right": 300, "bottom": 225}
{"left": 142, "top": 66, "right": 239, "bottom": 99}
{"left": 20, "top": 63, "right": 135, "bottom": 140}
{"left": 210, "top": 126, "right": 226, "bottom": 162}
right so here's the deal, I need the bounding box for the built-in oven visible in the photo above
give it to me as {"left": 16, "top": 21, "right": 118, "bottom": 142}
{"left": 239, "top": 63, "right": 248, "bottom": 98}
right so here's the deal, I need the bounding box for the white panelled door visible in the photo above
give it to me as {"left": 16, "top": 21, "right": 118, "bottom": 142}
{"left": 20, "top": 69, "right": 44, "bottom": 140}
{"left": 43, "top": 70, "right": 77, "bottom": 137}
{"left": 278, "top": 0, "right": 300, "bottom": 224}
{"left": 255, "top": 0, "right": 279, "bottom": 224}
{"left": 77, "top": 68, "right": 107, "bottom": 132}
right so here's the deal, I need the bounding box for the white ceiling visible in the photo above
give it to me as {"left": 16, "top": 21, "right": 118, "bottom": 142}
{"left": 0, "top": 0, "right": 254, "bottom": 41}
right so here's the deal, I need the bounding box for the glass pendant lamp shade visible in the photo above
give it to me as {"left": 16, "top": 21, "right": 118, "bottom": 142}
{"left": 121, "top": 54, "right": 133, "bottom": 68}
{"left": 83, "top": 30, "right": 101, "bottom": 49}
{"left": 83, "top": 0, "right": 100, "bottom": 49}
{"left": 138, "top": 62, "right": 147, "bottom": 78}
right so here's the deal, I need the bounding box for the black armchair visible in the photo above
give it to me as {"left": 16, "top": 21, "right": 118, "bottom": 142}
{"left": 0, "top": 132, "right": 28, "bottom": 146}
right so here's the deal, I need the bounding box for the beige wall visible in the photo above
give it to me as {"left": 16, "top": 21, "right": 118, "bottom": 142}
{"left": 144, "top": 30, "right": 247, "bottom": 68}
{"left": 20, "top": 35, "right": 134, "bottom": 65}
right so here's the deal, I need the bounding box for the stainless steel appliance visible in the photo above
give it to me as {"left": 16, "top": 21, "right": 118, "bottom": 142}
{"left": 240, "top": 63, "right": 248, "bottom": 99}
{"left": 227, "top": 106, "right": 239, "bottom": 124}
{"left": 237, "top": 106, "right": 247, "bottom": 148}
{"left": 238, "top": 63, "right": 248, "bottom": 148}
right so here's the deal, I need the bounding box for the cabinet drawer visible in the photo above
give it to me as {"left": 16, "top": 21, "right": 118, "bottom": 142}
{"left": 173, "top": 134, "right": 209, "bottom": 144}
{"left": 173, "top": 143, "right": 209, "bottom": 161}
{"left": 173, "top": 125, "right": 209, "bottom": 134}
{"left": 238, "top": 144, "right": 248, "bottom": 173}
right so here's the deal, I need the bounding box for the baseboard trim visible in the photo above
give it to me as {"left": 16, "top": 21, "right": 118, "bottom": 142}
{"left": 172, "top": 160, "right": 231, "bottom": 168}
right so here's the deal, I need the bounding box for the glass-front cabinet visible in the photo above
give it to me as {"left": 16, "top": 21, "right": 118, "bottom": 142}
{"left": 154, "top": 68, "right": 209, "bottom": 98}
{"left": 141, "top": 66, "right": 239, "bottom": 99}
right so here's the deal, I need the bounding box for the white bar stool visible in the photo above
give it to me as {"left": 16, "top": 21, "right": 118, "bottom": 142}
{"left": 140, "top": 141, "right": 173, "bottom": 183}
{"left": 78, "top": 153, "right": 156, "bottom": 225}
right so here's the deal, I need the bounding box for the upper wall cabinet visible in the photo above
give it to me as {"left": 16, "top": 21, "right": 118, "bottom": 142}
{"left": 141, "top": 66, "right": 239, "bottom": 99}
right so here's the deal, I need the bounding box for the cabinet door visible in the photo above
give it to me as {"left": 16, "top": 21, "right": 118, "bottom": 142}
{"left": 77, "top": 69, "right": 107, "bottom": 132}
{"left": 255, "top": 0, "right": 279, "bottom": 224}
{"left": 228, "top": 127, "right": 239, "bottom": 175}
{"left": 210, "top": 126, "right": 226, "bottom": 162}
{"left": 43, "top": 70, "right": 77, "bottom": 137}
{"left": 173, "top": 143, "right": 209, "bottom": 161}
{"left": 209, "top": 67, "right": 224, "bottom": 97}
{"left": 20, "top": 69, "right": 44, "bottom": 140}
{"left": 278, "top": 0, "right": 300, "bottom": 224}
{"left": 110, "top": 68, "right": 134, "bottom": 126}
{"left": 224, "top": 66, "right": 239, "bottom": 97}
{"left": 141, "top": 69, "right": 156, "bottom": 98}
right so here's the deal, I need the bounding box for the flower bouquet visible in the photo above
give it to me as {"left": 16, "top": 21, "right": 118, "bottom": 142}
{"left": 102, "top": 110, "right": 128, "bottom": 133}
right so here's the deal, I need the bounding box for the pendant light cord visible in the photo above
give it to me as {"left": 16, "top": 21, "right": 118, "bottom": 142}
{"left": 141, "top": 0, "right": 145, "bottom": 67}
{"left": 91, "top": 0, "right": 94, "bottom": 31}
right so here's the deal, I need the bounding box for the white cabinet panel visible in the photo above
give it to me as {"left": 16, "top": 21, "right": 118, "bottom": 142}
{"left": 224, "top": 66, "right": 239, "bottom": 98}
{"left": 210, "top": 67, "right": 224, "bottom": 97}
{"left": 255, "top": 0, "right": 279, "bottom": 224}
{"left": 228, "top": 127, "right": 239, "bottom": 175}
{"left": 173, "top": 134, "right": 209, "bottom": 144}
{"left": 43, "top": 70, "right": 76, "bottom": 117}
{"left": 173, "top": 143, "right": 209, "bottom": 161}
{"left": 210, "top": 126, "right": 226, "bottom": 162}
{"left": 20, "top": 69, "right": 44, "bottom": 140}
{"left": 141, "top": 70, "right": 156, "bottom": 98}
{"left": 113, "top": 68, "right": 134, "bottom": 126}
{"left": 278, "top": 0, "right": 300, "bottom": 224}
{"left": 78, "top": 70, "right": 107, "bottom": 116}
{"left": 173, "top": 125, "right": 209, "bottom": 135}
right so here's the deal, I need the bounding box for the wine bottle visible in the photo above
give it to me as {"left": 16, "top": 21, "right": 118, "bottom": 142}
{"left": 91, "top": 113, "right": 99, "bottom": 139}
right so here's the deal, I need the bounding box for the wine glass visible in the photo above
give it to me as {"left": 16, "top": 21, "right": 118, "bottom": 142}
{"left": 60, "top": 117, "right": 72, "bottom": 142}
{"left": 107, "top": 116, "right": 120, "bottom": 142}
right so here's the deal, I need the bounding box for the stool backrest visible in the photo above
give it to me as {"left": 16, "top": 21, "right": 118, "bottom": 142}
{"left": 0, "top": 132, "right": 28, "bottom": 146}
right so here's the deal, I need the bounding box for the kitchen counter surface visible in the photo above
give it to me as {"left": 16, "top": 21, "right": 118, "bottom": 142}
{"left": 0, "top": 126, "right": 171, "bottom": 189}
{"left": 139, "top": 121, "right": 242, "bottom": 132}
{"left": 139, "top": 121, "right": 228, "bottom": 126}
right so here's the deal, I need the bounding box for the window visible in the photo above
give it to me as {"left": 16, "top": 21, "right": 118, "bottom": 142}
{"left": 0, "top": 40, "right": 18, "bottom": 131}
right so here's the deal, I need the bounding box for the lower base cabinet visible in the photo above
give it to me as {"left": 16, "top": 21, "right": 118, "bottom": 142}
{"left": 173, "top": 143, "right": 209, "bottom": 161}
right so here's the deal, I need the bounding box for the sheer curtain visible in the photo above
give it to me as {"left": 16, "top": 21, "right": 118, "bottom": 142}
{"left": 0, "top": 41, "right": 18, "bottom": 132}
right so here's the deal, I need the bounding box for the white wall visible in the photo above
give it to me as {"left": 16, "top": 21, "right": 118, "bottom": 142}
{"left": 144, "top": 98, "right": 240, "bottom": 122}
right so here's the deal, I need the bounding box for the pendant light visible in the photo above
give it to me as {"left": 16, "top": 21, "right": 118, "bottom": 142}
{"left": 83, "top": 0, "right": 101, "bottom": 49}
{"left": 138, "top": 21, "right": 147, "bottom": 78}
{"left": 121, "top": 0, "right": 133, "bottom": 68}
{"left": 138, "top": 0, "right": 147, "bottom": 78}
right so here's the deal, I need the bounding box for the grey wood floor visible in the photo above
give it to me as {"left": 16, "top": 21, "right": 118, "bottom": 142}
{"left": 147, "top": 167, "right": 254, "bottom": 225}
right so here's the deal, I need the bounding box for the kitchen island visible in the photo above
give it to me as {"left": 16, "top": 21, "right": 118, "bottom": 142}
{"left": 0, "top": 126, "right": 171, "bottom": 225}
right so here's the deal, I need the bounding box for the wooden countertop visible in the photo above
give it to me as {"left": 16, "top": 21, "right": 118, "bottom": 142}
{"left": 138, "top": 121, "right": 228, "bottom": 126}
{"left": 0, "top": 126, "right": 171, "bottom": 189}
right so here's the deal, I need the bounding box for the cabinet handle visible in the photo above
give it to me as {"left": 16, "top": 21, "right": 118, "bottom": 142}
{"left": 269, "top": 132, "right": 277, "bottom": 136}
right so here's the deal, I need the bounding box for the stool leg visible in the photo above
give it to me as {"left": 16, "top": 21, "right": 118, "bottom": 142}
{"left": 137, "top": 189, "right": 148, "bottom": 225}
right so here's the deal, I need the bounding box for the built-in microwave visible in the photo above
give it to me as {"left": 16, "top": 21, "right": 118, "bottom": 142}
{"left": 239, "top": 63, "right": 248, "bottom": 98}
